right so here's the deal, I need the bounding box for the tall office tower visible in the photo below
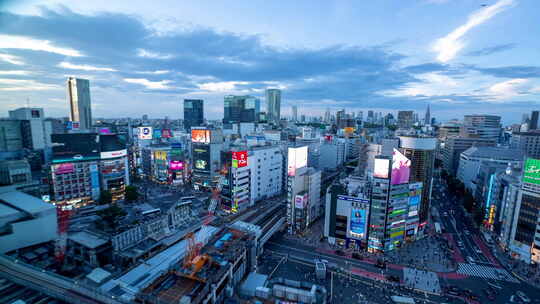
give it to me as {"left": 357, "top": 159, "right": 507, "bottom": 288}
{"left": 292, "top": 106, "right": 298, "bottom": 122}
{"left": 266, "top": 88, "right": 281, "bottom": 125}
{"left": 357, "top": 111, "right": 363, "bottom": 122}
{"left": 183, "top": 99, "right": 204, "bottom": 131}
{"left": 142, "top": 114, "right": 148, "bottom": 121}
{"left": 324, "top": 108, "right": 331, "bottom": 123}
{"left": 460, "top": 114, "right": 501, "bottom": 142}
{"left": 397, "top": 111, "right": 414, "bottom": 128}
{"left": 399, "top": 136, "right": 437, "bottom": 223}
{"left": 223, "top": 95, "right": 260, "bottom": 124}
{"left": 530, "top": 111, "right": 539, "bottom": 130}
{"left": 522, "top": 113, "right": 530, "bottom": 124}
{"left": 367, "top": 110, "right": 374, "bottom": 123}
{"left": 191, "top": 127, "right": 224, "bottom": 190}
{"left": 511, "top": 131, "right": 540, "bottom": 159}
{"left": 67, "top": 77, "right": 92, "bottom": 131}
{"left": 424, "top": 104, "right": 431, "bottom": 126}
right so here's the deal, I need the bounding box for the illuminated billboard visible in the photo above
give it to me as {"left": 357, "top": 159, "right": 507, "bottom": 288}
{"left": 524, "top": 158, "right": 540, "bottom": 185}
{"left": 169, "top": 161, "right": 184, "bottom": 171}
{"left": 287, "top": 146, "right": 308, "bottom": 176}
{"left": 295, "top": 194, "right": 308, "bottom": 209}
{"left": 100, "top": 149, "right": 127, "bottom": 159}
{"left": 193, "top": 145, "right": 210, "bottom": 171}
{"left": 99, "top": 127, "right": 111, "bottom": 134}
{"left": 373, "top": 158, "right": 390, "bottom": 179}
{"left": 232, "top": 151, "right": 248, "bottom": 168}
{"left": 161, "top": 129, "right": 172, "bottom": 138}
{"left": 391, "top": 149, "right": 411, "bottom": 185}
{"left": 191, "top": 129, "right": 210, "bottom": 144}
{"left": 350, "top": 208, "right": 367, "bottom": 239}
{"left": 139, "top": 127, "right": 153, "bottom": 140}
{"left": 153, "top": 129, "right": 162, "bottom": 139}
{"left": 54, "top": 163, "right": 74, "bottom": 174}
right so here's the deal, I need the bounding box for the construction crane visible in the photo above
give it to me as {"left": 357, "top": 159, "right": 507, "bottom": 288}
{"left": 54, "top": 203, "right": 72, "bottom": 265}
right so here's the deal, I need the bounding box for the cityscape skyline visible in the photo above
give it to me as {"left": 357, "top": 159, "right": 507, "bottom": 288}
{"left": 1, "top": 0, "right": 540, "bottom": 123}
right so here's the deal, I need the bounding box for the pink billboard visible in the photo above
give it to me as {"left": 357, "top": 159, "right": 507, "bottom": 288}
{"left": 391, "top": 149, "right": 411, "bottom": 185}
{"left": 169, "top": 161, "right": 184, "bottom": 171}
{"left": 54, "top": 163, "right": 74, "bottom": 174}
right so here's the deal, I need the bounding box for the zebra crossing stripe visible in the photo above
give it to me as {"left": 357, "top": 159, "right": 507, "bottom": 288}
{"left": 456, "top": 263, "right": 518, "bottom": 283}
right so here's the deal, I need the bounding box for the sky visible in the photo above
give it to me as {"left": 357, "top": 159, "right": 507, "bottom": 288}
{"left": 0, "top": 0, "right": 539, "bottom": 124}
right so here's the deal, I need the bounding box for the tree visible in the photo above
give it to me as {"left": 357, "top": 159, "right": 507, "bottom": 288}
{"left": 99, "top": 190, "right": 112, "bottom": 205}
{"left": 125, "top": 185, "right": 139, "bottom": 202}
{"left": 97, "top": 205, "right": 126, "bottom": 230}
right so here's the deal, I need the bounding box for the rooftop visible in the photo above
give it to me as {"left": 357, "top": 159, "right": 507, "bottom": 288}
{"left": 462, "top": 146, "right": 524, "bottom": 161}
{"left": 0, "top": 191, "right": 54, "bottom": 215}
{"left": 69, "top": 230, "right": 109, "bottom": 249}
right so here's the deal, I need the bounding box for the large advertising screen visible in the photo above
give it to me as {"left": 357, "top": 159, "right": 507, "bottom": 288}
{"left": 524, "top": 158, "right": 540, "bottom": 185}
{"left": 193, "top": 145, "right": 210, "bottom": 171}
{"left": 161, "top": 129, "right": 172, "bottom": 138}
{"left": 139, "top": 127, "right": 153, "bottom": 140}
{"left": 350, "top": 208, "right": 367, "bottom": 239}
{"left": 294, "top": 194, "right": 308, "bottom": 209}
{"left": 373, "top": 158, "right": 390, "bottom": 179}
{"left": 100, "top": 149, "right": 127, "bottom": 159}
{"left": 232, "top": 151, "right": 248, "bottom": 168}
{"left": 391, "top": 149, "right": 411, "bottom": 185}
{"left": 54, "top": 163, "right": 74, "bottom": 174}
{"left": 191, "top": 129, "right": 210, "bottom": 144}
{"left": 287, "top": 146, "right": 308, "bottom": 176}
{"left": 169, "top": 161, "right": 184, "bottom": 171}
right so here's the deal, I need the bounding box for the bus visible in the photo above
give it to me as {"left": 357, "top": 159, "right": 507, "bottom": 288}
{"left": 391, "top": 296, "right": 415, "bottom": 304}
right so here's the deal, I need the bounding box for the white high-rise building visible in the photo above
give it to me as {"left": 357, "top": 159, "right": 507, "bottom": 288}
{"left": 8, "top": 107, "right": 52, "bottom": 150}
{"left": 292, "top": 105, "right": 298, "bottom": 122}
{"left": 67, "top": 77, "right": 92, "bottom": 131}
{"left": 266, "top": 88, "right": 281, "bottom": 125}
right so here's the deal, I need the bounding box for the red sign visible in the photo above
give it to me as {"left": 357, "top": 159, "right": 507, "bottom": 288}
{"left": 161, "top": 129, "right": 172, "bottom": 138}
{"left": 232, "top": 151, "right": 248, "bottom": 168}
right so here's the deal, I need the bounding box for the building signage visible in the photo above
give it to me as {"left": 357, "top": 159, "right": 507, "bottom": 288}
{"left": 350, "top": 208, "right": 367, "bottom": 239}
{"left": 139, "top": 127, "right": 153, "bottom": 140}
{"left": 169, "top": 161, "right": 184, "bottom": 171}
{"left": 391, "top": 149, "right": 411, "bottom": 185}
{"left": 54, "top": 163, "right": 74, "bottom": 174}
{"left": 287, "top": 146, "right": 308, "bottom": 176}
{"left": 295, "top": 194, "right": 307, "bottom": 209}
{"left": 161, "top": 129, "right": 172, "bottom": 138}
{"left": 232, "top": 151, "right": 248, "bottom": 168}
{"left": 337, "top": 195, "right": 369, "bottom": 204}
{"left": 100, "top": 149, "right": 127, "bottom": 159}
{"left": 523, "top": 158, "right": 540, "bottom": 185}
{"left": 373, "top": 158, "right": 390, "bottom": 179}
{"left": 191, "top": 129, "right": 210, "bottom": 144}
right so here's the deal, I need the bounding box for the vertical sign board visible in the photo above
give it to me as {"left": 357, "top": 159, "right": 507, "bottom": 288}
{"left": 391, "top": 149, "right": 411, "bottom": 185}
{"left": 523, "top": 158, "right": 540, "bottom": 185}
{"left": 90, "top": 163, "right": 100, "bottom": 200}
{"left": 139, "top": 127, "right": 153, "bottom": 140}
{"left": 287, "top": 146, "right": 308, "bottom": 176}
{"left": 373, "top": 158, "right": 390, "bottom": 179}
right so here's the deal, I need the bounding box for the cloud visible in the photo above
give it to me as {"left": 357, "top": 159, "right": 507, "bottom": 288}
{"left": 198, "top": 81, "right": 250, "bottom": 92}
{"left": 58, "top": 61, "right": 117, "bottom": 71}
{"left": 466, "top": 43, "right": 516, "bottom": 56}
{"left": 0, "top": 70, "right": 31, "bottom": 75}
{"left": 136, "top": 49, "right": 173, "bottom": 60}
{"left": 474, "top": 65, "right": 540, "bottom": 78}
{"left": 0, "top": 79, "right": 60, "bottom": 91}
{"left": 123, "top": 78, "right": 172, "bottom": 90}
{"left": 0, "top": 34, "right": 83, "bottom": 57}
{"left": 487, "top": 78, "right": 529, "bottom": 99}
{"left": 135, "top": 70, "right": 171, "bottom": 75}
{"left": 432, "top": 0, "right": 515, "bottom": 62}
{"left": 0, "top": 53, "right": 25, "bottom": 65}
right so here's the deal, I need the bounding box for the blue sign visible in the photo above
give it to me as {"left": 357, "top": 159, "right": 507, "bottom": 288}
{"left": 350, "top": 208, "right": 366, "bottom": 238}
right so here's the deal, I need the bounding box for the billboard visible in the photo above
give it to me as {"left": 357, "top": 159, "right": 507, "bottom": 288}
{"left": 287, "top": 146, "right": 308, "bottom": 176}
{"left": 232, "top": 151, "right": 248, "bottom": 168}
{"left": 295, "top": 194, "right": 308, "bottom": 209}
{"left": 350, "top": 208, "right": 367, "bottom": 239}
{"left": 191, "top": 129, "right": 210, "bottom": 144}
{"left": 193, "top": 145, "right": 210, "bottom": 171}
{"left": 100, "top": 149, "right": 127, "bottom": 159}
{"left": 169, "top": 160, "right": 184, "bottom": 171}
{"left": 373, "top": 158, "right": 390, "bottom": 179}
{"left": 153, "top": 129, "right": 162, "bottom": 139}
{"left": 391, "top": 149, "right": 411, "bottom": 185}
{"left": 523, "top": 158, "right": 540, "bottom": 185}
{"left": 98, "top": 127, "right": 111, "bottom": 134}
{"left": 66, "top": 121, "right": 80, "bottom": 131}
{"left": 161, "top": 129, "right": 172, "bottom": 138}
{"left": 139, "top": 127, "right": 153, "bottom": 140}
{"left": 54, "top": 163, "right": 74, "bottom": 174}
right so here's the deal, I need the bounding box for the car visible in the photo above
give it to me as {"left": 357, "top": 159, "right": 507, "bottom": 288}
{"left": 464, "top": 230, "right": 470, "bottom": 235}
{"left": 457, "top": 241, "right": 464, "bottom": 247}
{"left": 467, "top": 256, "right": 476, "bottom": 264}
{"left": 443, "top": 212, "right": 448, "bottom": 216}
{"left": 352, "top": 253, "right": 363, "bottom": 260}
{"left": 475, "top": 248, "right": 482, "bottom": 254}
{"left": 516, "top": 291, "right": 531, "bottom": 303}
{"left": 335, "top": 250, "right": 345, "bottom": 256}
{"left": 375, "top": 259, "right": 386, "bottom": 269}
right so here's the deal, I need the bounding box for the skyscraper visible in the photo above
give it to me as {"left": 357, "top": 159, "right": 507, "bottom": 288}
{"left": 424, "top": 104, "right": 431, "bottom": 126}
{"left": 529, "top": 110, "right": 539, "bottom": 130}
{"left": 460, "top": 114, "right": 501, "bottom": 142}
{"left": 223, "top": 95, "right": 260, "bottom": 124}
{"left": 397, "top": 111, "right": 414, "bottom": 128}
{"left": 183, "top": 99, "right": 204, "bottom": 131}
{"left": 67, "top": 77, "right": 92, "bottom": 131}
{"left": 292, "top": 106, "right": 298, "bottom": 122}
{"left": 324, "top": 108, "right": 331, "bottom": 123}
{"left": 266, "top": 89, "right": 281, "bottom": 125}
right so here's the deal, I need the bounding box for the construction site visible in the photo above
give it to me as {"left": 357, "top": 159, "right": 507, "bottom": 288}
{"left": 137, "top": 226, "right": 256, "bottom": 304}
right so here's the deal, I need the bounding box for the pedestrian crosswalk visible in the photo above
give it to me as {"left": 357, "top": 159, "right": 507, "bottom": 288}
{"left": 457, "top": 263, "right": 519, "bottom": 283}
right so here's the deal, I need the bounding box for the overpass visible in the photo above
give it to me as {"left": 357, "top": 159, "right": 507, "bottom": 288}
{"left": 0, "top": 254, "right": 124, "bottom": 304}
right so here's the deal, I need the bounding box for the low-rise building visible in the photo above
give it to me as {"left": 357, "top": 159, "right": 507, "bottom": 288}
{"left": 0, "top": 159, "right": 32, "bottom": 185}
